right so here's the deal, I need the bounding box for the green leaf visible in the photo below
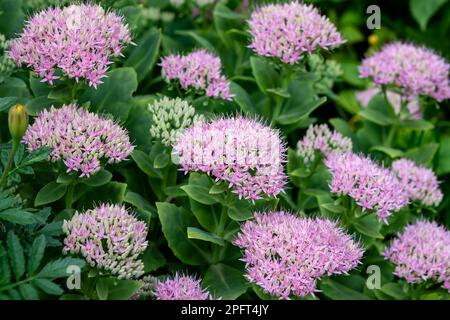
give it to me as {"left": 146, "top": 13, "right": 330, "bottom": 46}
{"left": 26, "top": 96, "right": 59, "bottom": 116}
{"left": 176, "top": 30, "right": 216, "bottom": 52}
{"left": 81, "top": 182, "right": 127, "bottom": 205}
{"left": 80, "top": 68, "right": 138, "bottom": 121}
{"left": 124, "top": 28, "right": 161, "bottom": 82}
{"left": 353, "top": 214, "right": 384, "bottom": 239}
{"left": 34, "top": 182, "right": 67, "bottom": 207}
{"left": 81, "top": 169, "right": 112, "bottom": 187}
{"left": 153, "top": 153, "right": 170, "bottom": 169}
{"left": 359, "top": 109, "right": 393, "bottom": 126}
{"left": 181, "top": 185, "right": 220, "bottom": 205}
{"left": 27, "top": 235, "right": 46, "bottom": 275}
{"left": 320, "top": 278, "right": 372, "bottom": 300}
{"left": 266, "top": 88, "right": 291, "bottom": 98}
{"left": 410, "top": 0, "right": 448, "bottom": 30}
{"left": 278, "top": 97, "right": 327, "bottom": 125}
{"left": 230, "top": 82, "right": 258, "bottom": 115}
{"left": 96, "top": 278, "right": 109, "bottom": 300}
{"left": 250, "top": 56, "right": 280, "bottom": 94}
{"left": 131, "top": 150, "right": 162, "bottom": 179}
{"left": 380, "top": 283, "right": 407, "bottom": 300}
{"left": 187, "top": 227, "right": 225, "bottom": 246}
{"left": 399, "top": 119, "right": 434, "bottom": 131}
{"left": 437, "top": 135, "right": 450, "bottom": 175}
{"left": 142, "top": 243, "right": 166, "bottom": 273}
{"left": 19, "top": 146, "right": 52, "bottom": 167}
{"left": 18, "top": 284, "right": 39, "bottom": 300}
{"left": 38, "top": 258, "right": 85, "bottom": 279}
{"left": 405, "top": 143, "right": 439, "bottom": 166}
{"left": 0, "top": 97, "right": 19, "bottom": 112}
{"left": 370, "top": 146, "right": 404, "bottom": 158}
{"left": 209, "top": 182, "right": 229, "bottom": 195}
{"left": 203, "top": 263, "right": 248, "bottom": 300}
{"left": 0, "top": 208, "right": 39, "bottom": 225}
{"left": 7, "top": 231, "right": 25, "bottom": 281}
{"left": 156, "top": 202, "right": 210, "bottom": 265}
{"left": 56, "top": 172, "right": 76, "bottom": 185}
{"left": 227, "top": 200, "right": 253, "bottom": 222}
{"left": 102, "top": 278, "right": 143, "bottom": 300}
{"left": 32, "top": 279, "right": 63, "bottom": 296}
{"left": 123, "top": 191, "right": 154, "bottom": 221}
{"left": 214, "top": 3, "right": 243, "bottom": 46}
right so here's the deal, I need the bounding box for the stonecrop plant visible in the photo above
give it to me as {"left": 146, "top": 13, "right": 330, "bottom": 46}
{"left": 0, "top": 0, "right": 449, "bottom": 303}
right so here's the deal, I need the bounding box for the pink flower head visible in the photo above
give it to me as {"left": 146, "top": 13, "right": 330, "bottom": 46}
{"left": 248, "top": 2, "right": 345, "bottom": 64}
{"left": 9, "top": 4, "right": 132, "bottom": 87}
{"left": 173, "top": 116, "right": 287, "bottom": 201}
{"left": 63, "top": 204, "right": 148, "bottom": 279}
{"left": 384, "top": 220, "right": 450, "bottom": 292}
{"left": 359, "top": 42, "right": 450, "bottom": 102}
{"left": 153, "top": 273, "right": 213, "bottom": 300}
{"left": 297, "top": 124, "right": 352, "bottom": 164}
{"left": 324, "top": 152, "right": 408, "bottom": 222}
{"left": 160, "top": 49, "right": 233, "bottom": 100}
{"left": 23, "top": 104, "right": 134, "bottom": 177}
{"left": 234, "top": 211, "right": 363, "bottom": 299}
{"left": 391, "top": 159, "right": 443, "bottom": 207}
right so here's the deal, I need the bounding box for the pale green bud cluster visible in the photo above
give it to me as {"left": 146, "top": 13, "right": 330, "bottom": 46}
{"left": 0, "top": 34, "right": 16, "bottom": 82}
{"left": 148, "top": 97, "right": 204, "bottom": 147}
{"left": 308, "top": 54, "right": 343, "bottom": 92}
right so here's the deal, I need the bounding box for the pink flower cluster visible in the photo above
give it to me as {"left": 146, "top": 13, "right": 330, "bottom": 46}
{"left": 173, "top": 116, "right": 287, "bottom": 201}
{"left": 63, "top": 204, "right": 148, "bottom": 279}
{"left": 234, "top": 211, "right": 363, "bottom": 299}
{"left": 391, "top": 159, "right": 443, "bottom": 207}
{"left": 359, "top": 42, "right": 450, "bottom": 102}
{"left": 356, "top": 87, "right": 421, "bottom": 120}
{"left": 23, "top": 104, "right": 134, "bottom": 177}
{"left": 297, "top": 124, "right": 352, "bottom": 164}
{"left": 324, "top": 152, "right": 409, "bottom": 222}
{"left": 384, "top": 220, "right": 450, "bottom": 292}
{"left": 160, "top": 49, "right": 233, "bottom": 100}
{"left": 153, "top": 273, "right": 213, "bottom": 300}
{"left": 9, "top": 4, "right": 132, "bottom": 87}
{"left": 248, "top": 2, "right": 345, "bottom": 64}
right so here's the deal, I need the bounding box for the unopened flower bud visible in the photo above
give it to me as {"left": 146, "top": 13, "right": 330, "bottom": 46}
{"left": 8, "top": 104, "right": 28, "bottom": 141}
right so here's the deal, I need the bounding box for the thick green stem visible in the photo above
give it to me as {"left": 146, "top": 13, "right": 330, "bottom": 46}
{"left": 0, "top": 140, "right": 19, "bottom": 191}
{"left": 272, "top": 68, "right": 292, "bottom": 122}
{"left": 385, "top": 124, "right": 398, "bottom": 147}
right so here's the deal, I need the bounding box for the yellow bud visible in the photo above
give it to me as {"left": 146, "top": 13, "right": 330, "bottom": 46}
{"left": 8, "top": 104, "right": 28, "bottom": 141}
{"left": 368, "top": 34, "right": 379, "bottom": 46}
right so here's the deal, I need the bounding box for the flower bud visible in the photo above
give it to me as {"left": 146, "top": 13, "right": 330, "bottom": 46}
{"left": 8, "top": 104, "right": 28, "bottom": 141}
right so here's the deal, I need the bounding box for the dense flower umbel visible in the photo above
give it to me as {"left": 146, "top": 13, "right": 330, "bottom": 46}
{"left": 391, "top": 159, "right": 443, "bottom": 207}
{"left": 173, "top": 116, "right": 287, "bottom": 201}
{"left": 297, "top": 124, "right": 352, "bottom": 164}
{"left": 384, "top": 220, "right": 450, "bottom": 292}
{"left": 63, "top": 204, "right": 148, "bottom": 279}
{"left": 234, "top": 211, "right": 363, "bottom": 299}
{"left": 324, "top": 152, "right": 408, "bottom": 222}
{"left": 356, "top": 87, "right": 421, "bottom": 120}
{"left": 160, "top": 49, "right": 233, "bottom": 100}
{"left": 9, "top": 4, "right": 132, "bottom": 87}
{"left": 23, "top": 104, "right": 134, "bottom": 177}
{"left": 148, "top": 97, "right": 205, "bottom": 147}
{"left": 359, "top": 42, "right": 450, "bottom": 102}
{"left": 153, "top": 273, "right": 213, "bottom": 300}
{"left": 248, "top": 2, "right": 345, "bottom": 64}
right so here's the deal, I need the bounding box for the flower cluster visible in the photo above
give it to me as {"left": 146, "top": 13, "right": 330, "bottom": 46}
{"left": 160, "top": 49, "right": 233, "bottom": 100}
{"left": 23, "top": 104, "right": 134, "bottom": 177}
{"left": 391, "top": 159, "right": 443, "bottom": 207}
{"left": 234, "top": 211, "right": 363, "bottom": 299}
{"left": 297, "top": 124, "right": 352, "bottom": 164}
{"left": 384, "top": 220, "right": 450, "bottom": 292}
{"left": 129, "top": 275, "right": 158, "bottom": 300}
{"left": 248, "top": 2, "right": 345, "bottom": 64}
{"left": 63, "top": 204, "right": 148, "bottom": 279}
{"left": 148, "top": 97, "right": 205, "bottom": 147}
{"left": 173, "top": 116, "right": 287, "bottom": 201}
{"left": 356, "top": 87, "right": 421, "bottom": 120}
{"left": 9, "top": 4, "right": 132, "bottom": 87}
{"left": 359, "top": 42, "right": 450, "bottom": 102}
{"left": 0, "top": 34, "right": 15, "bottom": 81}
{"left": 324, "top": 152, "right": 409, "bottom": 222}
{"left": 153, "top": 273, "right": 213, "bottom": 300}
